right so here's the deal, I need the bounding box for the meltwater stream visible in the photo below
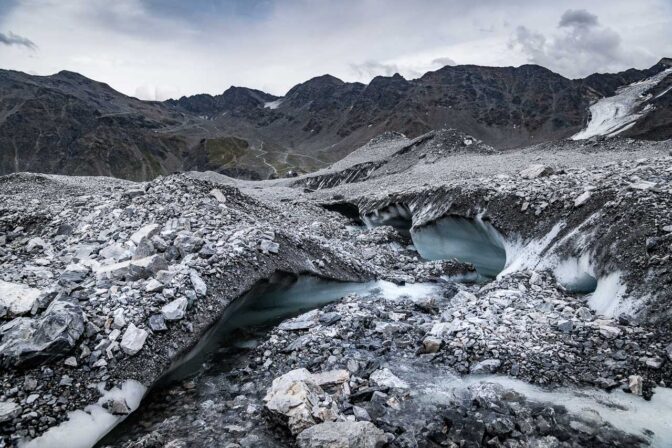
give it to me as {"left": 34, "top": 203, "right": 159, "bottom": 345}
{"left": 98, "top": 274, "right": 439, "bottom": 446}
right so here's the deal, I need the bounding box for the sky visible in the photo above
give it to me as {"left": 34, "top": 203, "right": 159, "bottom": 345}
{"left": 0, "top": 0, "right": 670, "bottom": 101}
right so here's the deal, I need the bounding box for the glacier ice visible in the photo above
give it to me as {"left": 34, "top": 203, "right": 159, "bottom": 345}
{"left": 412, "top": 216, "right": 507, "bottom": 278}
{"left": 572, "top": 68, "right": 672, "bottom": 140}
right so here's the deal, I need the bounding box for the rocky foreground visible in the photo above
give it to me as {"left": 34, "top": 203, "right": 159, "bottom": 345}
{"left": 1, "top": 133, "right": 672, "bottom": 447}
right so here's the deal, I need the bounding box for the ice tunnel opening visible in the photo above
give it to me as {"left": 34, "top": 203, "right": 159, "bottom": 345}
{"left": 321, "top": 202, "right": 363, "bottom": 224}
{"left": 362, "top": 203, "right": 413, "bottom": 236}
{"left": 411, "top": 215, "right": 507, "bottom": 279}
{"left": 554, "top": 256, "right": 598, "bottom": 294}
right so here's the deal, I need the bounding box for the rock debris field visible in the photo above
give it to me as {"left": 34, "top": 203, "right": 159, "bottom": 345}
{"left": 1, "top": 131, "right": 672, "bottom": 448}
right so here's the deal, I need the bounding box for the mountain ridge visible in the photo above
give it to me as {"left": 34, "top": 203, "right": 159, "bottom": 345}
{"left": 1, "top": 59, "right": 671, "bottom": 181}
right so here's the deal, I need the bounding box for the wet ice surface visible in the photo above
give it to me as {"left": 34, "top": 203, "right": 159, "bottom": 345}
{"left": 24, "top": 381, "right": 146, "bottom": 448}
{"left": 412, "top": 216, "right": 507, "bottom": 278}
{"left": 572, "top": 68, "right": 672, "bottom": 140}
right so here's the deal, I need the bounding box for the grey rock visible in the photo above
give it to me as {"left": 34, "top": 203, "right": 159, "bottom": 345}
{"left": 173, "top": 231, "right": 204, "bottom": 256}
{"left": 470, "top": 359, "right": 502, "bottom": 374}
{"left": 148, "top": 314, "right": 167, "bottom": 332}
{"left": 0, "top": 299, "right": 84, "bottom": 368}
{"left": 557, "top": 319, "right": 573, "bottom": 333}
{"left": 296, "top": 421, "right": 387, "bottom": 448}
{"left": 59, "top": 263, "right": 90, "bottom": 284}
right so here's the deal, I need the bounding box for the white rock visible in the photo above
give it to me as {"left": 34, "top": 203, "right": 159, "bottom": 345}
{"left": 599, "top": 325, "right": 622, "bottom": 339}
{"left": 264, "top": 368, "right": 329, "bottom": 435}
{"left": 0, "top": 400, "right": 21, "bottom": 423}
{"left": 130, "top": 224, "right": 160, "bottom": 245}
{"left": 0, "top": 280, "right": 41, "bottom": 316}
{"left": 313, "top": 369, "right": 350, "bottom": 387}
{"left": 369, "top": 368, "right": 409, "bottom": 389}
{"left": 628, "top": 180, "right": 657, "bottom": 191}
{"left": 628, "top": 375, "right": 643, "bottom": 395}
{"left": 189, "top": 270, "right": 207, "bottom": 297}
{"left": 145, "top": 279, "right": 164, "bottom": 293}
{"left": 64, "top": 356, "right": 77, "bottom": 367}
{"left": 210, "top": 188, "right": 227, "bottom": 203}
{"left": 112, "top": 308, "right": 126, "bottom": 329}
{"left": 120, "top": 323, "right": 148, "bottom": 356}
{"left": 574, "top": 191, "right": 592, "bottom": 207}
{"left": 162, "top": 297, "right": 188, "bottom": 320}
{"left": 519, "top": 164, "right": 553, "bottom": 179}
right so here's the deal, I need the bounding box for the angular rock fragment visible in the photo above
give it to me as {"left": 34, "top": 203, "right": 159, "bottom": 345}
{"left": 162, "top": 297, "right": 188, "bottom": 321}
{"left": 189, "top": 270, "right": 207, "bottom": 297}
{"left": 120, "top": 323, "right": 149, "bottom": 356}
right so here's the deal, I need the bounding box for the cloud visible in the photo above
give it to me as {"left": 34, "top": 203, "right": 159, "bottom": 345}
{"left": 558, "top": 9, "right": 598, "bottom": 28}
{"left": 0, "top": 31, "right": 36, "bottom": 49}
{"left": 510, "top": 9, "right": 650, "bottom": 78}
{"left": 0, "top": 1, "right": 669, "bottom": 97}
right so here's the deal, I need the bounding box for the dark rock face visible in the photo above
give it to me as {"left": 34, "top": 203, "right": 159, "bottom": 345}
{"left": 0, "top": 299, "right": 84, "bottom": 368}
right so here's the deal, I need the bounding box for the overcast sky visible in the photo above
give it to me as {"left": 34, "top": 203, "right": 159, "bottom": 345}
{"left": 1, "top": 0, "right": 670, "bottom": 100}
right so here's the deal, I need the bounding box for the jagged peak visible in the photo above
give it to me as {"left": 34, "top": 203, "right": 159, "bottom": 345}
{"left": 657, "top": 57, "right": 672, "bottom": 67}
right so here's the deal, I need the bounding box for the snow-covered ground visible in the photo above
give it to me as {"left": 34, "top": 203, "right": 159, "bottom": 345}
{"left": 572, "top": 68, "right": 672, "bottom": 140}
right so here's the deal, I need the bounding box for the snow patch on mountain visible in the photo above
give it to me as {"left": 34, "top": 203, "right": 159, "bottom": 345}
{"left": 264, "top": 98, "right": 284, "bottom": 109}
{"left": 572, "top": 68, "right": 672, "bottom": 140}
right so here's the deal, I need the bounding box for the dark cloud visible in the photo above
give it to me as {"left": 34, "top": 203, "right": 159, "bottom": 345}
{"left": 558, "top": 9, "right": 599, "bottom": 28}
{"left": 509, "top": 9, "right": 645, "bottom": 78}
{"left": 431, "top": 57, "right": 457, "bottom": 67}
{"left": 0, "top": 31, "right": 36, "bottom": 49}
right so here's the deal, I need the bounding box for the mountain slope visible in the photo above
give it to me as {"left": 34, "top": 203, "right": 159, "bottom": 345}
{"left": 0, "top": 70, "right": 189, "bottom": 180}
{"left": 1, "top": 59, "right": 671, "bottom": 181}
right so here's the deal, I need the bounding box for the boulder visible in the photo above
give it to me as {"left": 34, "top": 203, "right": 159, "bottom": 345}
{"left": 520, "top": 164, "right": 553, "bottom": 179}
{"left": 263, "top": 368, "right": 339, "bottom": 435}
{"left": 99, "top": 243, "right": 132, "bottom": 261}
{"left": 120, "top": 323, "right": 148, "bottom": 356}
{"left": 369, "top": 368, "right": 409, "bottom": 389}
{"left": 0, "top": 299, "right": 84, "bottom": 368}
{"left": 0, "top": 280, "right": 41, "bottom": 316}
{"left": 296, "top": 422, "right": 386, "bottom": 448}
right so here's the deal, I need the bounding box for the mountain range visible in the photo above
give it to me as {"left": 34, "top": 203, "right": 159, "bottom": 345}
{"left": 1, "top": 58, "right": 671, "bottom": 181}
